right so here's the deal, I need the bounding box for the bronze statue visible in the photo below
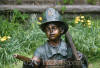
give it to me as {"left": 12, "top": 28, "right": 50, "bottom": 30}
{"left": 14, "top": 8, "right": 88, "bottom": 68}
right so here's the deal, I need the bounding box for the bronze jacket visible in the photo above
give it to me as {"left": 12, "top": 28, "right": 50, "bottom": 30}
{"left": 23, "top": 40, "right": 88, "bottom": 68}
{"left": 34, "top": 40, "right": 72, "bottom": 60}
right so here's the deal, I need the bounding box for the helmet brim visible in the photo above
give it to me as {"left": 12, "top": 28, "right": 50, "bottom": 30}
{"left": 40, "top": 21, "right": 68, "bottom": 34}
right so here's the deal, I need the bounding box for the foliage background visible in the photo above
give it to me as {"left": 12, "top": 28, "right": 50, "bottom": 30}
{"left": 0, "top": 10, "right": 100, "bottom": 68}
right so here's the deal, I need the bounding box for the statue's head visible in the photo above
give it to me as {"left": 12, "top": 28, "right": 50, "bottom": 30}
{"left": 40, "top": 8, "right": 68, "bottom": 40}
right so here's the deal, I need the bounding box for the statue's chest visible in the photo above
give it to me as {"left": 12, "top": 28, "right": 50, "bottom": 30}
{"left": 42, "top": 44, "right": 68, "bottom": 60}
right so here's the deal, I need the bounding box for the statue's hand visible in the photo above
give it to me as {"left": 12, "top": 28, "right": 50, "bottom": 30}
{"left": 77, "top": 51, "right": 83, "bottom": 60}
{"left": 13, "top": 54, "right": 18, "bottom": 58}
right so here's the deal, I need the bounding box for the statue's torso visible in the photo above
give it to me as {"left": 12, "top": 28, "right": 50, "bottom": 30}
{"left": 34, "top": 40, "right": 74, "bottom": 68}
{"left": 34, "top": 40, "right": 73, "bottom": 60}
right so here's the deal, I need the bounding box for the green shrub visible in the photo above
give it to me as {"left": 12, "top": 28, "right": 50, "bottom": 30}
{"left": 68, "top": 16, "right": 100, "bottom": 57}
{"left": 63, "top": 0, "right": 74, "bottom": 4}
{"left": 87, "top": 0, "right": 96, "bottom": 5}
{"left": 0, "top": 10, "right": 46, "bottom": 67}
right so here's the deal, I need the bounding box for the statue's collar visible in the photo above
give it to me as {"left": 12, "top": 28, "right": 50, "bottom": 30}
{"left": 45, "top": 40, "right": 68, "bottom": 59}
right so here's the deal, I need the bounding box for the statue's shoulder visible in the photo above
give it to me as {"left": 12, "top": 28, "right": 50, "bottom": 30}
{"left": 35, "top": 42, "right": 47, "bottom": 53}
{"left": 60, "top": 40, "right": 69, "bottom": 48}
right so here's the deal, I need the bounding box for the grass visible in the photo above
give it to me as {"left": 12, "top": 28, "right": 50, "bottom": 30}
{"left": 88, "top": 57, "right": 100, "bottom": 68}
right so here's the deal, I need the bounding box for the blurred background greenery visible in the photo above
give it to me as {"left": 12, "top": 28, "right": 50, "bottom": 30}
{"left": 0, "top": 10, "right": 100, "bottom": 68}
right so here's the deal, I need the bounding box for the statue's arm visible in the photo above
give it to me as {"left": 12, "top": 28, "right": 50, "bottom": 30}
{"left": 22, "top": 47, "right": 42, "bottom": 68}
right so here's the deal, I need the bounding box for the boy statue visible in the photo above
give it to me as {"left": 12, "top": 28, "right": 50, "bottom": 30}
{"left": 15, "top": 8, "right": 88, "bottom": 68}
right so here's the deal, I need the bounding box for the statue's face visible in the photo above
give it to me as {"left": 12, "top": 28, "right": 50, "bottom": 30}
{"left": 45, "top": 23, "right": 61, "bottom": 40}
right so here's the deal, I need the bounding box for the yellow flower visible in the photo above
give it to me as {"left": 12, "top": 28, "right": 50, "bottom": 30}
{"left": 87, "top": 20, "right": 91, "bottom": 23}
{"left": 37, "top": 22, "right": 41, "bottom": 25}
{"left": 75, "top": 20, "right": 78, "bottom": 24}
{"left": 80, "top": 20, "right": 84, "bottom": 22}
{"left": 75, "top": 17, "right": 80, "bottom": 24}
{"left": 0, "top": 38, "right": 6, "bottom": 42}
{"left": 75, "top": 21, "right": 78, "bottom": 24}
{"left": 88, "top": 22, "right": 91, "bottom": 26}
{"left": 76, "top": 16, "right": 80, "bottom": 19}
{"left": 81, "top": 16, "right": 85, "bottom": 18}
{"left": 3, "top": 36, "right": 8, "bottom": 39}
{"left": 75, "top": 18, "right": 80, "bottom": 21}
{"left": 7, "top": 36, "right": 11, "bottom": 39}
{"left": 0, "top": 36, "right": 7, "bottom": 42}
{"left": 39, "top": 17, "right": 42, "bottom": 21}
{"left": 0, "top": 36, "right": 11, "bottom": 42}
{"left": 78, "top": 19, "right": 80, "bottom": 21}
